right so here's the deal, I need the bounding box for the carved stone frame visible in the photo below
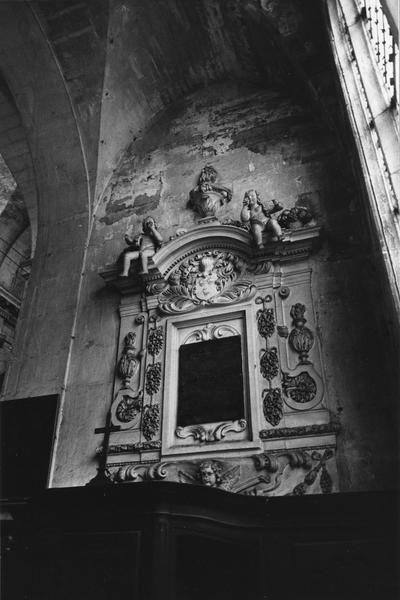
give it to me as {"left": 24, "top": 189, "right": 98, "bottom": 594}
{"left": 162, "top": 303, "right": 262, "bottom": 459}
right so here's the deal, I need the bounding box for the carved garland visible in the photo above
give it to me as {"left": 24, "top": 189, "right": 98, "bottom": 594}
{"left": 262, "top": 388, "right": 283, "bottom": 426}
{"left": 142, "top": 404, "right": 160, "bottom": 441}
{"left": 106, "top": 440, "right": 162, "bottom": 454}
{"left": 112, "top": 316, "right": 146, "bottom": 429}
{"left": 256, "top": 295, "right": 282, "bottom": 426}
{"left": 141, "top": 315, "right": 163, "bottom": 440}
{"left": 290, "top": 449, "right": 334, "bottom": 495}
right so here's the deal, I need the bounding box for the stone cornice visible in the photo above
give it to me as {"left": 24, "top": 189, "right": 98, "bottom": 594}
{"left": 99, "top": 223, "right": 320, "bottom": 296}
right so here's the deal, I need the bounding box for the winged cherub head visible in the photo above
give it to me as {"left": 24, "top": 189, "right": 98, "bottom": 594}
{"left": 198, "top": 460, "right": 223, "bottom": 487}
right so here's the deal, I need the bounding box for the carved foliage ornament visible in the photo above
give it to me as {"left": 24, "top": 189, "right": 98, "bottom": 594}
{"left": 262, "top": 388, "right": 283, "bottom": 426}
{"left": 142, "top": 404, "right": 160, "bottom": 440}
{"left": 107, "top": 440, "right": 161, "bottom": 454}
{"left": 147, "top": 326, "right": 163, "bottom": 356}
{"left": 282, "top": 371, "right": 317, "bottom": 404}
{"left": 260, "top": 347, "right": 279, "bottom": 381}
{"left": 256, "top": 297, "right": 279, "bottom": 382}
{"left": 111, "top": 388, "right": 143, "bottom": 429}
{"left": 116, "top": 393, "right": 143, "bottom": 423}
{"left": 257, "top": 307, "right": 275, "bottom": 339}
{"left": 291, "top": 449, "right": 333, "bottom": 496}
{"left": 159, "top": 250, "right": 255, "bottom": 314}
{"left": 259, "top": 422, "right": 340, "bottom": 440}
{"left": 277, "top": 205, "right": 314, "bottom": 230}
{"left": 145, "top": 362, "right": 162, "bottom": 395}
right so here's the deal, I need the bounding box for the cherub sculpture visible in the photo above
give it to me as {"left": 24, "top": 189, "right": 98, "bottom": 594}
{"left": 241, "top": 189, "right": 283, "bottom": 248}
{"left": 188, "top": 165, "right": 232, "bottom": 218}
{"left": 179, "top": 460, "right": 240, "bottom": 491}
{"left": 120, "top": 216, "right": 163, "bottom": 276}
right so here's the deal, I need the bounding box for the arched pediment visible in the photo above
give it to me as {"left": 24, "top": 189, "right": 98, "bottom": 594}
{"left": 152, "top": 224, "right": 254, "bottom": 277}
{"left": 100, "top": 221, "right": 320, "bottom": 304}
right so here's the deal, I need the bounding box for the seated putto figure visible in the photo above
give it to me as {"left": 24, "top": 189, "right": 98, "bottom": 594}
{"left": 120, "top": 216, "right": 163, "bottom": 276}
{"left": 240, "top": 189, "right": 283, "bottom": 248}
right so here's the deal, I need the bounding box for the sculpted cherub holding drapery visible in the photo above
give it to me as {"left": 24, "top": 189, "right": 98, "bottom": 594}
{"left": 241, "top": 189, "right": 283, "bottom": 248}
{"left": 120, "top": 216, "right": 163, "bottom": 276}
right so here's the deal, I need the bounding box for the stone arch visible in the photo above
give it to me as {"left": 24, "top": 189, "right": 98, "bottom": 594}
{"left": 0, "top": 76, "right": 37, "bottom": 254}
{"left": 0, "top": 2, "right": 91, "bottom": 399}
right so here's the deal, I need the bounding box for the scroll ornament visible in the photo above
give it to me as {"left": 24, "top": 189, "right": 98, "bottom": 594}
{"left": 116, "top": 393, "right": 143, "bottom": 423}
{"left": 175, "top": 419, "right": 247, "bottom": 443}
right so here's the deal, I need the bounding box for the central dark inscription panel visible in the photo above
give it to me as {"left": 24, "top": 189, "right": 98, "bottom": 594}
{"left": 177, "top": 335, "right": 244, "bottom": 427}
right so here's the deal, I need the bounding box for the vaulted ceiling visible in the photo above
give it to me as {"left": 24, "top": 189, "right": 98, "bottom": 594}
{"left": 0, "top": 0, "right": 352, "bottom": 296}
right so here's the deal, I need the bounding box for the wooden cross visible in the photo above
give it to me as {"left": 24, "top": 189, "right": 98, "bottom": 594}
{"left": 86, "top": 415, "right": 121, "bottom": 486}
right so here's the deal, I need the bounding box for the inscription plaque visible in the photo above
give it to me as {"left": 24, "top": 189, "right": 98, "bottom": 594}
{"left": 177, "top": 336, "right": 244, "bottom": 427}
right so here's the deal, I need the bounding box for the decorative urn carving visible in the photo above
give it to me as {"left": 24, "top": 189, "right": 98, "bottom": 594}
{"left": 288, "top": 303, "right": 314, "bottom": 364}
{"left": 117, "top": 332, "right": 140, "bottom": 388}
{"left": 188, "top": 165, "right": 232, "bottom": 219}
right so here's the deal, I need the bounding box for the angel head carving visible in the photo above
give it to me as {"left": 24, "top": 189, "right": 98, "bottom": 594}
{"left": 197, "top": 460, "right": 223, "bottom": 487}
{"left": 179, "top": 460, "right": 241, "bottom": 491}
